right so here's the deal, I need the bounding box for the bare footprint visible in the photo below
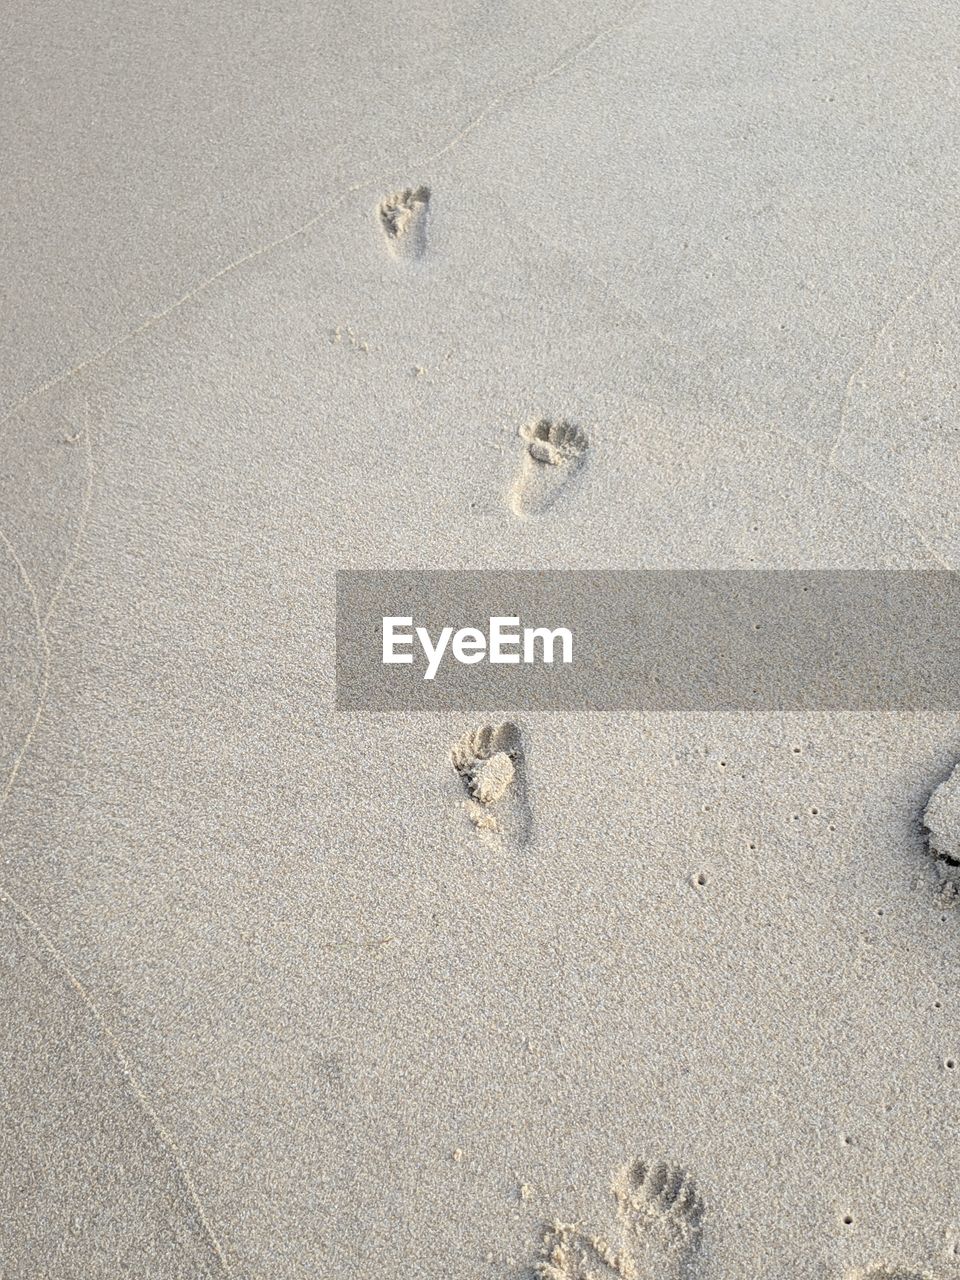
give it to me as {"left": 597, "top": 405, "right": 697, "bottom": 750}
{"left": 509, "top": 417, "right": 589, "bottom": 519}
{"left": 450, "top": 721, "right": 530, "bottom": 845}
{"left": 537, "top": 1221, "right": 627, "bottom": 1280}
{"left": 378, "top": 185, "right": 430, "bottom": 259}
{"left": 536, "top": 1158, "right": 704, "bottom": 1280}
{"left": 613, "top": 1159, "right": 704, "bottom": 1280}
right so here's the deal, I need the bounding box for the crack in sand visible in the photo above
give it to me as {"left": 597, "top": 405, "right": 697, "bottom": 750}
{"left": 0, "top": 400, "right": 95, "bottom": 829}
{"left": 43, "top": 417, "right": 95, "bottom": 629}
{"left": 0, "top": 399, "right": 234, "bottom": 1277}
{"left": 432, "top": 6, "right": 641, "bottom": 164}
{"left": 766, "top": 426, "right": 955, "bottom": 570}
{"left": 0, "top": 187, "right": 361, "bottom": 435}
{"left": 819, "top": 225, "right": 960, "bottom": 567}
{"left": 821, "top": 454, "right": 954, "bottom": 570}
{"left": 0, "top": 890, "right": 234, "bottom": 1276}
{"left": 826, "top": 230, "right": 960, "bottom": 469}
{"left": 0, "top": 527, "right": 50, "bottom": 815}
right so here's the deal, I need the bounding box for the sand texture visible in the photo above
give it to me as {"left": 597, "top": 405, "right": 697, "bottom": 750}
{"left": 3, "top": 1, "right": 960, "bottom": 1276}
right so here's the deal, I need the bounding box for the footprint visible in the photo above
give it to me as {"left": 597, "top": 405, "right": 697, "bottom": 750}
{"left": 509, "top": 417, "right": 589, "bottom": 519}
{"left": 613, "top": 1159, "right": 705, "bottom": 1280}
{"left": 537, "top": 1221, "right": 626, "bottom": 1280}
{"left": 536, "top": 1157, "right": 704, "bottom": 1280}
{"left": 378, "top": 185, "right": 430, "bottom": 259}
{"left": 450, "top": 721, "right": 530, "bottom": 844}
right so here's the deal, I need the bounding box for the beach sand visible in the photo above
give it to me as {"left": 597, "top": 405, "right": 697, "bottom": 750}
{"left": 2, "top": 1, "right": 960, "bottom": 1276}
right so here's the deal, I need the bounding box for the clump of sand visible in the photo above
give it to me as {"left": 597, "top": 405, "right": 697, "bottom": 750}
{"left": 925, "top": 764, "right": 960, "bottom": 862}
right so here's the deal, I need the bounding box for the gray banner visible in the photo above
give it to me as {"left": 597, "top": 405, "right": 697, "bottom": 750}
{"left": 335, "top": 570, "right": 960, "bottom": 710}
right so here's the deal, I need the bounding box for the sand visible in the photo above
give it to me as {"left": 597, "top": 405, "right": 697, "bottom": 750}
{"left": 2, "top": 1, "right": 960, "bottom": 1276}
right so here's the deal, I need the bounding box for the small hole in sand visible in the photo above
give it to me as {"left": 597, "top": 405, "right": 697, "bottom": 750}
{"left": 946, "top": 1059, "right": 956, "bottom": 1070}
{"left": 792, "top": 746, "right": 802, "bottom": 754}
{"left": 810, "top": 807, "right": 819, "bottom": 815}
{"left": 842, "top": 1135, "right": 853, "bottom": 1146}
{"left": 934, "top": 1001, "right": 943, "bottom": 1009}
{"left": 842, "top": 1214, "right": 854, "bottom": 1226}
{"left": 696, "top": 872, "right": 708, "bottom": 887}
{"left": 876, "top": 908, "right": 884, "bottom": 917}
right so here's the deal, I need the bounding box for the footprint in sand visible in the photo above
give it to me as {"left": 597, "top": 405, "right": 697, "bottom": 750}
{"left": 378, "top": 185, "right": 430, "bottom": 259}
{"left": 537, "top": 1223, "right": 623, "bottom": 1280}
{"left": 509, "top": 417, "right": 589, "bottom": 519}
{"left": 538, "top": 1158, "right": 704, "bottom": 1280}
{"left": 450, "top": 721, "right": 530, "bottom": 845}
